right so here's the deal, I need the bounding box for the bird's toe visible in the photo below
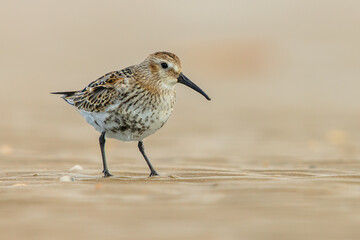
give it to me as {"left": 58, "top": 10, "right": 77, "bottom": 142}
{"left": 149, "top": 171, "right": 159, "bottom": 177}
{"left": 103, "top": 170, "right": 113, "bottom": 177}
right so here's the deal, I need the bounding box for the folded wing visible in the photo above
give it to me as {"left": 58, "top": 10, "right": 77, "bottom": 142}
{"left": 52, "top": 71, "right": 127, "bottom": 112}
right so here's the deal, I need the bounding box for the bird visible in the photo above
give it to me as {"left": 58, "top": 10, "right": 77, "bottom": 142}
{"left": 52, "top": 51, "right": 211, "bottom": 177}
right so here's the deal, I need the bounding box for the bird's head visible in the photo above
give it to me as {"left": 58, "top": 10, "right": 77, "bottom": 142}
{"left": 139, "top": 51, "right": 211, "bottom": 100}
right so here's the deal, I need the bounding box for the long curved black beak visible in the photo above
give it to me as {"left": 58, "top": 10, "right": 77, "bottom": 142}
{"left": 177, "top": 73, "right": 211, "bottom": 100}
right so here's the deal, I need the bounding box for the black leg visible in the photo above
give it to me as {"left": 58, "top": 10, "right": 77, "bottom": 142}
{"left": 138, "top": 141, "right": 159, "bottom": 177}
{"left": 99, "top": 132, "right": 112, "bottom": 177}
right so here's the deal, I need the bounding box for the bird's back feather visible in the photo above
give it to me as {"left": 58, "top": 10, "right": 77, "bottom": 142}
{"left": 51, "top": 68, "right": 134, "bottom": 111}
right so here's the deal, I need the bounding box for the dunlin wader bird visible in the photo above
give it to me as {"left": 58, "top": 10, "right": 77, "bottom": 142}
{"left": 52, "top": 52, "right": 211, "bottom": 177}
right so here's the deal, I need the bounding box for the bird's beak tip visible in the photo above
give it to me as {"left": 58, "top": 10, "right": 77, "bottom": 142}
{"left": 177, "top": 73, "right": 211, "bottom": 101}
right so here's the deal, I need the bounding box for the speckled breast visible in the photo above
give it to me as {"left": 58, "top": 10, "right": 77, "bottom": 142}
{"left": 98, "top": 93, "right": 176, "bottom": 141}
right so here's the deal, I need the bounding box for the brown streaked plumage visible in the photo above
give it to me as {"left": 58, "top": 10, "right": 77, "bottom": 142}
{"left": 52, "top": 52, "right": 211, "bottom": 177}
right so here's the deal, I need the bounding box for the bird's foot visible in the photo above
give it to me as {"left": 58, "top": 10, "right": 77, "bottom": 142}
{"left": 103, "top": 170, "right": 113, "bottom": 177}
{"left": 149, "top": 171, "right": 159, "bottom": 177}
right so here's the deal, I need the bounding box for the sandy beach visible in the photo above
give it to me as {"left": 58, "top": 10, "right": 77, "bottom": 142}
{"left": 1, "top": 1, "right": 360, "bottom": 239}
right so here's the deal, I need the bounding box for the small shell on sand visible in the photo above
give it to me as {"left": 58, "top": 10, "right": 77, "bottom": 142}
{"left": 60, "top": 175, "right": 75, "bottom": 182}
{"left": 69, "top": 165, "right": 83, "bottom": 171}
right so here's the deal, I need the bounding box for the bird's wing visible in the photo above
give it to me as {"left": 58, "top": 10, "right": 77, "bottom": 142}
{"left": 57, "top": 68, "right": 134, "bottom": 112}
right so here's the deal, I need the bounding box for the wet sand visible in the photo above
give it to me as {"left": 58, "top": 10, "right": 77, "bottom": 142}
{"left": 1, "top": 1, "right": 360, "bottom": 239}
{"left": 1, "top": 156, "right": 360, "bottom": 240}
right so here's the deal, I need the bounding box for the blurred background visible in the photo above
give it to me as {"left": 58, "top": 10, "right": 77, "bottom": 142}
{"left": 1, "top": 1, "right": 360, "bottom": 240}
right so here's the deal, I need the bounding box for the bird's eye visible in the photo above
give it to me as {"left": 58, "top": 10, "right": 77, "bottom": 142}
{"left": 161, "top": 62, "right": 168, "bottom": 69}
